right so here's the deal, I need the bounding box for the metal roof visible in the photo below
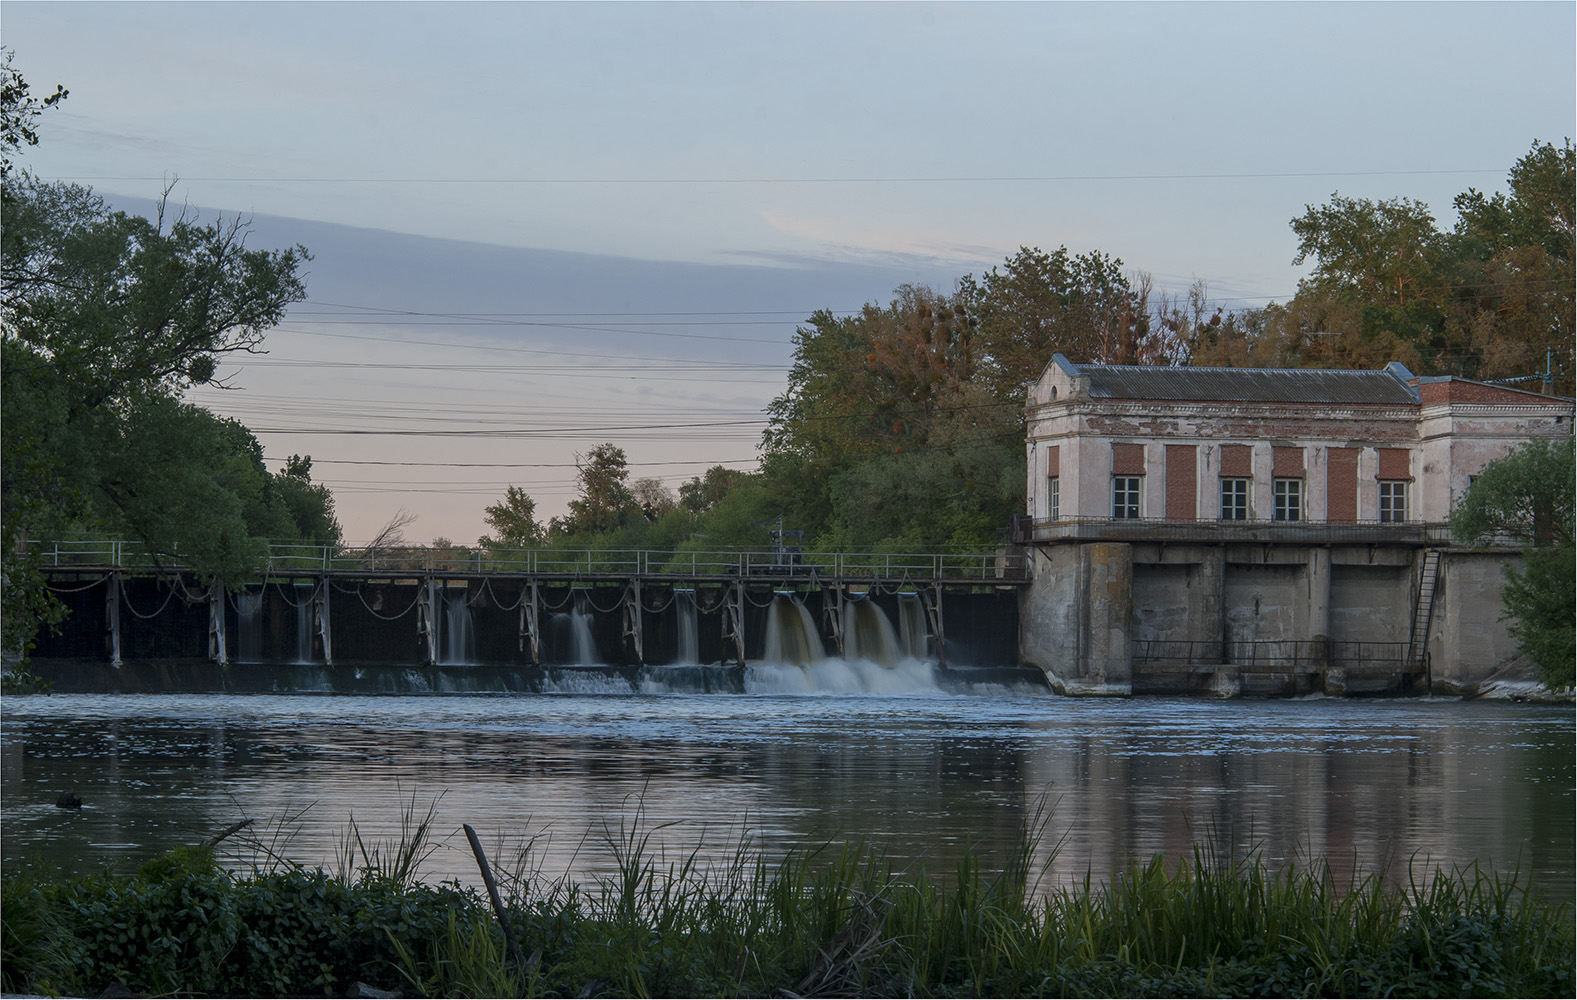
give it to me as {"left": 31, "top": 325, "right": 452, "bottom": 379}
{"left": 1065, "top": 360, "right": 1419, "bottom": 405}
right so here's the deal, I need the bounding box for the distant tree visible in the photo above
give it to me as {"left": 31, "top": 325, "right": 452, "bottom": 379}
{"left": 479, "top": 486, "right": 544, "bottom": 548}
{"left": 679, "top": 466, "right": 749, "bottom": 513}
{"left": 631, "top": 477, "right": 677, "bottom": 521}
{"left": 1451, "top": 438, "right": 1575, "bottom": 688}
{"left": 552, "top": 444, "right": 637, "bottom": 537}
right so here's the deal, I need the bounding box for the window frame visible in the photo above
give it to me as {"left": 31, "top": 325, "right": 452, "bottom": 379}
{"left": 1219, "top": 478, "right": 1249, "bottom": 521}
{"left": 1048, "top": 475, "right": 1060, "bottom": 521}
{"left": 1378, "top": 480, "right": 1408, "bottom": 523}
{"left": 1112, "top": 476, "right": 1142, "bottom": 520}
{"left": 1272, "top": 478, "right": 1303, "bottom": 522}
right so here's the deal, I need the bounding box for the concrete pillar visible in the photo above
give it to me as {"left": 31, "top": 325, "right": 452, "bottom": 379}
{"left": 1196, "top": 546, "right": 1226, "bottom": 659}
{"left": 520, "top": 581, "right": 540, "bottom": 665}
{"left": 1307, "top": 547, "right": 1331, "bottom": 661}
{"left": 1020, "top": 542, "right": 1132, "bottom": 695}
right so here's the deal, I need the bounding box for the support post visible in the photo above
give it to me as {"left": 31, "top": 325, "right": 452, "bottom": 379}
{"left": 520, "top": 580, "right": 540, "bottom": 665}
{"left": 623, "top": 580, "right": 644, "bottom": 665}
{"left": 721, "top": 581, "right": 745, "bottom": 668}
{"left": 822, "top": 584, "right": 845, "bottom": 656}
{"left": 418, "top": 577, "right": 438, "bottom": 666}
{"left": 317, "top": 577, "right": 334, "bottom": 666}
{"left": 106, "top": 572, "right": 123, "bottom": 668}
{"left": 209, "top": 578, "right": 228, "bottom": 666}
{"left": 923, "top": 585, "right": 946, "bottom": 669}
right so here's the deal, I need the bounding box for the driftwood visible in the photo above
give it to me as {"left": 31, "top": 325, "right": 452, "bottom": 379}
{"left": 204, "top": 817, "right": 256, "bottom": 847}
{"left": 462, "top": 822, "right": 529, "bottom": 972}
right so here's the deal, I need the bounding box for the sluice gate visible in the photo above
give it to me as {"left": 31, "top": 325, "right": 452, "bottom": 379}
{"left": 27, "top": 543, "right": 1030, "bottom": 688}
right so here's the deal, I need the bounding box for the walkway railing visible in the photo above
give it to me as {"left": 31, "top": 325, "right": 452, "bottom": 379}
{"left": 29, "top": 540, "right": 1029, "bottom": 582}
{"left": 1031, "top": 516, "right": 1456, "bottom": 546}
{"left": 1135, "top": 638, "right": 1412, "bottom": 670}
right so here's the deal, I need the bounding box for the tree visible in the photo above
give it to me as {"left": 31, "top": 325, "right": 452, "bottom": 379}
{"left": 679, "top": 466, "right": 748, "bottom": 514}
{"left": 631, "top": 478, "right": 677, "bottom": 521}
{"left": 1, "top": 180, "right": 312, "bottom": 658}
{"left": 1450, "top": 438, "right": 1575, "bottom": 688}
{"left": 1449, "top": 438, "right": 1573, "bottom": 548}
{"left": 551, "top": 444, "right": 637, "bottom": 538}
{"left": 479, "top": 486, "right": 544, "bottom": 548}
{"left": 0, "top": 47, "right": 67, "bottom": 175}
{"left": 275, "top": 455, "right": 342, "bottom": 546}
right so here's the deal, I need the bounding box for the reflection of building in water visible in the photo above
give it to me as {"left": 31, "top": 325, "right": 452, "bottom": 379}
{"left": 1020, "top": 356, "right": 1575, "bottom": 696}
{"left": 1016, "top": 709, "right": 1571, "bottom": 894}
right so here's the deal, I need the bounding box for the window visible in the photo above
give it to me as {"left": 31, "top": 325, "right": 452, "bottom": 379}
{"left": 1048, "top": 476, "right": 1060, "bottom": 520}
{"left": 1220, "top": 478, "right": 1249, "bottom": 520}
{"left": 1379, "top": 480, "right": 1408, "bottom": 523}
{"left": 1112, "top": 477, "right": 1141, "bottom": 519}
{"left": 1273, "top": 478, "right": 1302, "bottom": 522}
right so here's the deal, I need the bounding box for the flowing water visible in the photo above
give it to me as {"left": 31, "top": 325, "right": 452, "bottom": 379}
{"left": 3, "top": 691, "right": 1570, "bottom": 900}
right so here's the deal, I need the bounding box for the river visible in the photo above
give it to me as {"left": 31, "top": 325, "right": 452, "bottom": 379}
{"left": 2, "top": 687, "right": 1571, "bottom": 899}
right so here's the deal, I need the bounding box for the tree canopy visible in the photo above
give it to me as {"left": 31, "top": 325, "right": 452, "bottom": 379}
{"left": 1450, "top": 437, "right": 1575, "bottom": 689}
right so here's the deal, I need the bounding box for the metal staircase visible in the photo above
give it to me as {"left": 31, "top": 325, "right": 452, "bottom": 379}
{"left": 1407, "top": 549, "right": 1442, "bottom": 673}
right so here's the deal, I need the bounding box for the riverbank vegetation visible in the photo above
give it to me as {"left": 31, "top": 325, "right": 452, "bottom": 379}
{"left": 1451, "top": 437, "right": 1576, "bottom": 689}
{"left": 2, "top": 823, "right": 1571, "bottom": 998}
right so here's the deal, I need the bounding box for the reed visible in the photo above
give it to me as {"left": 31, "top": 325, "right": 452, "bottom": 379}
{"left": 2, "top": 807, "right": 1570, "bottom": 998}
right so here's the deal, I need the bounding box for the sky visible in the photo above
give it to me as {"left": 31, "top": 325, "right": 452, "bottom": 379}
{"left": 5, "top": 1, "right": 1574, "bottom": 545}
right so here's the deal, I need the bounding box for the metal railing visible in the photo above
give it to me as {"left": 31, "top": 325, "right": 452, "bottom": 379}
{"left": 1031, "top": 516, "right": 1456, "bottom": 545}
{"left": 29, "top": 540, "right": 1030, "bottom": 582}
{"left": 1134, "top": 638, "right": 1411, "bottom": 671}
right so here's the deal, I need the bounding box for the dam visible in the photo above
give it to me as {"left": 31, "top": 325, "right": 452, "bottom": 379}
{"left": 25, "top": 541, "right": 1032, "bottom": 695}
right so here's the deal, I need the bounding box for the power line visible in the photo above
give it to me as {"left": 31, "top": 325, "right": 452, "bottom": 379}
{"left": 48, "top": 168, "right": 1505, "bottom": 184}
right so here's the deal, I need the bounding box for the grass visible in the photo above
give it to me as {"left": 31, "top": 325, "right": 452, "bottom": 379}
{"left": 1, "top": 805, "right": 1571, "bottom": 998}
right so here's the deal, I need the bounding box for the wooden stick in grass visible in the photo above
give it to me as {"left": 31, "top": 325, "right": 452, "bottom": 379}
{"left": 463, "top": 822, "right": 528, "bottom": 971}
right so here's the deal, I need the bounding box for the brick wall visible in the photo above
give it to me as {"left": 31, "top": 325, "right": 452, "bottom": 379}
{"left": 1377, "top": 448, "right": 1411, "bottom": 480}
{"left": 1272, "top": 446, "right": 1305, "bottom": 477}
{"left": 1165, "top": 444, "right": 1197, "bottom": 520}
{"left": 1112, "top": 442, "right": 1145, "bottom": 475}
{"left": 1327, "top": 447, "right": 1357, "bottom": 522}
{"left": 1219, "top": 444, "right": 1252, "bottom": 477}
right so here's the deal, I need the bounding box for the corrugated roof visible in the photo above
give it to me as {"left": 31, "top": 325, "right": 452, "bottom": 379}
{"left": 1070, "top": 363, "right": 1419, "bottom": 405}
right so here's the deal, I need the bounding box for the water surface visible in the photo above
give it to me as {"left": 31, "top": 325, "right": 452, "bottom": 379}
{"left": 3, "top": 690, "right": 1570, "bottom": 898}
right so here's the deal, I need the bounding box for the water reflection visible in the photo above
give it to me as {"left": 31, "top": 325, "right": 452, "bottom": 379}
{"left": 1, "top": 694, "right": 1570, "bottom": 899}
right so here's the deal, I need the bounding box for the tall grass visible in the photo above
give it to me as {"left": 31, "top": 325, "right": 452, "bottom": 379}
{"left": 2, "top": 804, "right": 1571, "bottom": 998}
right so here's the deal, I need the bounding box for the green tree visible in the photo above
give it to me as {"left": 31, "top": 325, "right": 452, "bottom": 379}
{"left": 961, "top": 245, "right": 1158, "bottom": 403}
{"left": 478, "top": 486, "right": 544, "bottom": 548}
{"left": 551, "top": 444, "right": 637, "bottom": 538}
{"left": 1, "top": 172, "right": 312, "bottom": 656}
{"left": 679, "top": 465, "right": 749, "bottom": 514}
{"left": 1450, "top": 438, "right": 1575, "bottom": 688}
{"left": 275, "top": 455, "right": 342, "bottom": 546}
{"left": 0, "top": 47, "right": 67, "bottom": 175}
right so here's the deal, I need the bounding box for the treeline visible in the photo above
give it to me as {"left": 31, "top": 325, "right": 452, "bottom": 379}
{"left": 483, "top": 139, "right": 1573, "bottom": 557}
{"left": 0, "top": 54, "right": 338, "bottom": 660}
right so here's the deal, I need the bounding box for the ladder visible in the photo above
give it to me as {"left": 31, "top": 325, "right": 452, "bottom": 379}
{"left": 1407, "top": 549, "right": 1442, "bottom": 670}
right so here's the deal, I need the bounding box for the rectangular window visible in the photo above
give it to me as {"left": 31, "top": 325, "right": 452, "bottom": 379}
{"left": 1112, "top": 477, "right": 1141, "bottom": 519}
{"left": 1379, "top": 480, "right": 1408, "bottom": 523}
{"left": 1048, "top": 476, "right": 1060, "bottom": 520}
{"left": 1273, "top": 479, "right": 1303, "bottom": 522}
{"left": 1220, "top": 478, "right": 1249, "bottom": 520}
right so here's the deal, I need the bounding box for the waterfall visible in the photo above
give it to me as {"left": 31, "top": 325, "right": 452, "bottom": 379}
{"left": 236, "top": 592, "right": 262, "bottom": 662}
{"left": 760, "top": 594, "right": 824, "bottom": 666}
{"left": 897, "top": 594, "right": 928, "bottom": 661}
{"left": 441, "top": 591, "right": 476, "bottom": 665}
{"left": 842, "top": 598, "right": 901, "bottom": 666}
{"left": 295, "top": 584, "right": 315, "bottom": 663}
{"left": 675, "top": 590, "right": 699, "bottom": 665}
